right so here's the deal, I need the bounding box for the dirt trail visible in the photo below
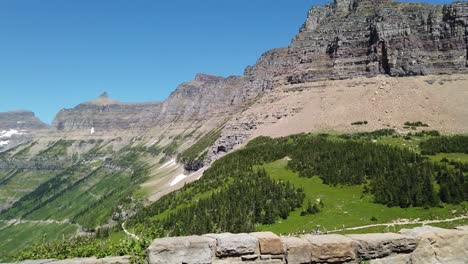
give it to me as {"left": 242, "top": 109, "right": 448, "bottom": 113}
{"left": 328, "top": 215, "right": 468, "bottom": 233}
{"left": 122, "top": 221, "right": 140, "bottom": 240}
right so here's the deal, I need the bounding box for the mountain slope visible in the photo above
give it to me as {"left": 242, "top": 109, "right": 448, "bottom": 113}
{"left": 0, "top": 0, "right": 467, "bottom": 261}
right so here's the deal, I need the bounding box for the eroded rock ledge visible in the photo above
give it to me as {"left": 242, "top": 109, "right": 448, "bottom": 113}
{"left": 7, "top": 226, "right": 468, "bottom": 264}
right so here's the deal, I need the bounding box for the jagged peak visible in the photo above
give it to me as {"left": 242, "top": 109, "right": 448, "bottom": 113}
{"left": 85, "top": 92, "right": 121, "bottom": 105}
{"left": 99, "top": 92, "right": 109, "bottom": 99}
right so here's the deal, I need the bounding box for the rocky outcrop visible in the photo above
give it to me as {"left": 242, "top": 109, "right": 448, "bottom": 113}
{"left": 144, "top": 227, "right": 468, "bottom": 264}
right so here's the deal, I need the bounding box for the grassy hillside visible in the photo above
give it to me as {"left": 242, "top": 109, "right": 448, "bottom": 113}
{"left": 257, "top": 159, "right": 467, "bottom": 234}
{"left": 0, "top": 221, "right": 78, "bottom": 262}
{"left": 4, "top": 131, "right": 468, "bottom": 262}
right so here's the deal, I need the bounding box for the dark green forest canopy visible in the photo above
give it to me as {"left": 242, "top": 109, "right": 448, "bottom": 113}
{"left": 420, "top": 135, "right": 468, "bottom": 155}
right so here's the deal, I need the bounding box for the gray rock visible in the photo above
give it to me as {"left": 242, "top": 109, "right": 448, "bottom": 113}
{"left": 204, "top": 233, "right": 258, "bottom": 257}
{"left": 147, "top": 235, "right": 216, "bottom": 264}
{"left": 400, "top": 225, "right": 468, "bottom": 264}
{"left": 347, "top": 233, "right": 417, "bottom": 260}
{"left": 280, "top": 236, "right": 311, "bottom": 264}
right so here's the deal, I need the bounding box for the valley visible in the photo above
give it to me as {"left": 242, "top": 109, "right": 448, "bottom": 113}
{"left": 0, "top": 0, "right": 467, "bottom": 262}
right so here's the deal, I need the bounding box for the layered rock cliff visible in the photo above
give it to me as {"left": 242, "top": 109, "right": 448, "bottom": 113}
{"left": 244, "top": 0, "right": 468, "bottom": 86}
{"left": 51, "top": 92, "right": 163, "bottom": 132}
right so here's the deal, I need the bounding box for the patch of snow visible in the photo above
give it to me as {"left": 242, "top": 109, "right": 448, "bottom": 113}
{"left": 0, "top": 129, "right": 24, "bottom": 139}
{"left": 90, "top": 127, "right": 95, "bottom": 134}
{"left": 0, "top": 140, "right": 9, "bottom": 146}
{"left": 16, "top": 121, "right": 25, "bottom": 124}
{"left": 159, "top": 158, "right": 176, "bottom": 170}
{"left": 170, "top": 174, "right": 188, "bottom": 187}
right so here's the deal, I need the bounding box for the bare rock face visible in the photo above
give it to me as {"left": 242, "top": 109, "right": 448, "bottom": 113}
{"left": 300, "top": 234, "right": 358, "bottom": 263}
{"left": 400, "top": 226, "right": 468, "bottom": 264}
{"left": 347, "top": 233, "right": 417, "bottom": 260}
{"left": 251, "top": 232, "right": 285, "bottom": 256}
{"left": 146, "top": 235, "right": 216, "bottom": 264}
{"left": 204, "top": 233, "right": 258, "bottom": 257}
{"left": 159, "top": 74, "right": 255, "bottom": 124}
{"left": 281, "top": 236, "right": 312, "bottom": 264}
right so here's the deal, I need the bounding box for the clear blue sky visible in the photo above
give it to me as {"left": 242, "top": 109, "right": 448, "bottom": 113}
{"left": 0, "top": 0, "right": 455, "bottom": 124}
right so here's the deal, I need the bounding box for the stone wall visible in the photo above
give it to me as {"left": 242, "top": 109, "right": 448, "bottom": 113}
{"left": 146, "top": 225, "right": 468, "bottom": 264}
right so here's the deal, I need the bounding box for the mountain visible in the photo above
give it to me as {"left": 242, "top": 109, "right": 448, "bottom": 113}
{"left": 0, "top": 110, "right": 48, "bottom": 151}
{"left": 0, "top": 0, "right": 467, "bottom": 262}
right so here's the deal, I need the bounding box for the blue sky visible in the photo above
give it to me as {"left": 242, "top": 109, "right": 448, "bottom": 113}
{"left": 0, "top": 0, "right": 455, "bottom": 123}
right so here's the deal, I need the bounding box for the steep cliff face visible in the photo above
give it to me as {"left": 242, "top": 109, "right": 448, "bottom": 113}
{"left": 282, "top": 0, "right": 468, "bottom": 83}
{"left": 158, "top": 74, "right": 256, "bottom": 123}
{"left": 51, "top": 93, "right": 163, "bottom": 132}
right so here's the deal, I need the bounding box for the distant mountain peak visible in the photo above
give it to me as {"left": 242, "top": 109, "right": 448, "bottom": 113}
{"left": 99, "top": 92, "right": 109, "bottom": 99}
{"left": 86, "top": 92, "right": 121, "bottom": 105}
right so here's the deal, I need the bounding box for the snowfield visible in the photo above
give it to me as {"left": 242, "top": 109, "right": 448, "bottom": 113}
{"left": 0, "top": 129, "right": 26, "bottom": 139}
{"left": 0, "top": 140, "right": 9, "bottom": 146}
{"left": 170, "top": 173, "right": 188, "bottom": 186}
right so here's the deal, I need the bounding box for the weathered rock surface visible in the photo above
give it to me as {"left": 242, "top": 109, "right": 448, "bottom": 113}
{"left": 281, "top": 236, "right": 312, "bottom": 264}
{"left": 146, "top": 235, "right": 216, "bottom": 264}
{"left": 400, "top": 225, "right": 468, "bottom": 264}
{"left": 347, "top": 233, "right": 417, "bottom": 260}
{"left": 301, "top": 234, "right": 358, "bottom": 263}
{"left": 251, "top": 232, "right": 284, "bottom": 255}
{"left": 204, "top": 233, "right": 258, "bottom": 257}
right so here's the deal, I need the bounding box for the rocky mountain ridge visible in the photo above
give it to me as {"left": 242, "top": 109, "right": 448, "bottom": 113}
{"left": 50, "top": 0, "right": 468, "bottom": 135}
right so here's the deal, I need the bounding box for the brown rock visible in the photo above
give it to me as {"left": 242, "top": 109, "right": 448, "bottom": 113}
{"left": 301, "top": 234, "right": 358, "bottom": 263}
{"left": 251, "top": 232, "right": 285, "bottom": 255}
